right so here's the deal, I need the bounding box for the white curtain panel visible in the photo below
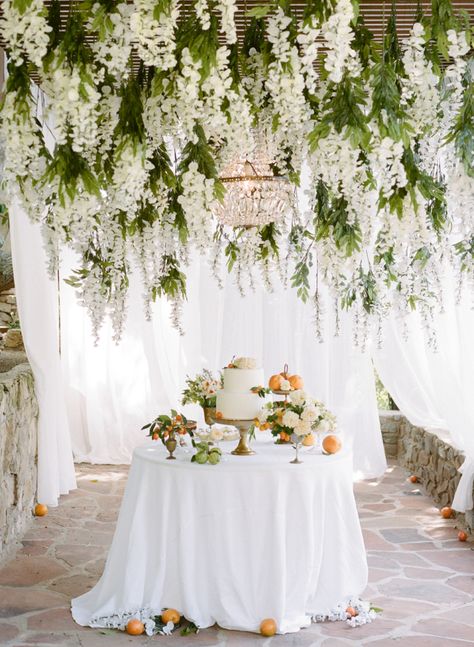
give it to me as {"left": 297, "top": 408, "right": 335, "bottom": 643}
{"left": 61, "top": 252, "right": 386, "bottom": 479}
{"left": 9, "top": 203, "right": 76, "bottom": 505}
{"left": 374, "top": 273, "right": 474, "bottom": 511}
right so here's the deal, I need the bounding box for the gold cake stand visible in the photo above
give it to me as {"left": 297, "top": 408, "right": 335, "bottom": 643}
{"left": 211, "top": 414, "right": 256, "bottom": 456}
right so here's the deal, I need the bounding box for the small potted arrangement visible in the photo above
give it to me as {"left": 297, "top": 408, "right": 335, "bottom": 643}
{"left": 181, "top": 369, "right": 223, "bottom": 426}
{"left": 253, "top": 390, "right": 338, "bottom": 462}
{"left": 142, "top": 409, "right": 195, "bottom": 460}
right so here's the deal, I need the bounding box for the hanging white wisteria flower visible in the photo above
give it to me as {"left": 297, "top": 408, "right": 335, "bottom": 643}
{"left": 217, "top": 0, "right": 237, "bottom": 44}
{"left": 0, "top": 0, "right": 51, "bottom": 68}
{"left": 401, "top": 23, "right": 441, "bottom": 138}
{"left": 130, "top": 0, "right": 179, "bottom": 69}
{"left": 88, "top": 1, "right": 134, "bottom": 82}
{"left": 321, "top": 0, "right": 360, "bottom": 83}
{"left": 0, "top": 0, "right": 472, "bottom": 341}
{"left": 43, "top": 60, "right": 101, "bottom": 157}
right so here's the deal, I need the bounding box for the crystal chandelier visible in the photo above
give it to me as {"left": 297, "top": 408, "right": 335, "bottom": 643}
{"left": 213, "top": 143, "right": 294, "bottom": 227}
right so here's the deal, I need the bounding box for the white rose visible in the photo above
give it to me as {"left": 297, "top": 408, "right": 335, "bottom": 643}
{"left": 289, "top": 389, "right": 306, "bottom": 405}
{"left": 282, "top": 410, "right": 300, "bottom": 428}
{"left": 302, "top": 405, "right": 318, "bottom": 422}
{"left": 280, "top": 378, "right": 291, "bottom": 392}
{"left": 294, "top": 420, "right": 312, "bottom": 437}
{"left": 257, "top": 409, "right": 268, "bottom": 424}
{"left": 233, "top": 357, "right": 257, "bottom": 369}
{"left": 210, "top": 428, "right": 224, "bottom": 442}
{"left": 317, "top": 419, "right": 330, "bottom": 433}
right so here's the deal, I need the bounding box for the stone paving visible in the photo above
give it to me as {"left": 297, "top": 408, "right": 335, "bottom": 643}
{"left": 0, "top": 462, "right": 473, "bottom": 646}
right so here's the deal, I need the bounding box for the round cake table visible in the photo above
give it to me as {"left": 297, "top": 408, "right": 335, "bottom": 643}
{"left": 71, "top": 434, "right": 368, "bottom": 634}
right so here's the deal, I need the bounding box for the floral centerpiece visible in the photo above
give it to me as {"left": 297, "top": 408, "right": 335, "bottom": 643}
{"left": 142, "top": 409, "right": 193, "bottom": 459}
{"left": 253, "top": 390, "right": 337, "bottom": 445}
{"left": 181, "top": 369, "right": 223, "bottom": 425}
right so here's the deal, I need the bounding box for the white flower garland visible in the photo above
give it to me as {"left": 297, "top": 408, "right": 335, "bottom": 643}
{"left": 321, "top": 0, "right": 359, "bottom": 83}
{"left": 89, "top": 1, "right": 134, "bottom": 82}
{"left": 130, "top": 0, "right": 179, "bottom": 69}
{"left": 0, "top": 0, "right": 51, "bottom": 68}
{"left": 217, "top": 0, "right": 237, "bottom": 44}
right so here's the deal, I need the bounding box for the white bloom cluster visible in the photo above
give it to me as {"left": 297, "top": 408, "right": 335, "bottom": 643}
{"left": 89, "top": 2, "right": 133, "bottom": 82}
{"left": 313, "top": 597, "right": 378, "bottom": 627}
{"left": 401, "top": 23, "right": 441, "bottom": 138}
{"left": 44, "top": 62, "right": 101, "bottom": 156}
{"left": 369, "top": 135, "right": 407, "bottom": 199}
{"left": 321, "top": 0, "right": 359, "bottom": 83}
{"left": 233, "top": 357, "right": 257, "bottom": 369}
{"left": 195, "top": 0, "right": 211, "bottom": 31}
{"left": 111, "top": 141, "right": 151, "bottom": 216}
{"left": 0, "top": 90, "right": 47, "bottom": 210}
{"left": 266, "top": 9, "right": 311, "bottom": 168}
{"left": 178, "top": 161, "right": 215, "bottom": 249}
{"left": 131, "top": 0, "right": 179, "bottom": 69}
{"left": 0, "top": 0, "right": 51, "bottom": 68}
{"left": 217, "top": 0, "right": 237, "bottom": 44}
{"left": 297, "top": 17, "right": 321, "bottom": 95}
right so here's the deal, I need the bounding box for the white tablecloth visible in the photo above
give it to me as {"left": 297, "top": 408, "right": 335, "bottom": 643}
{"left": 72, "top": 434, "right": 368, "bottom": 634}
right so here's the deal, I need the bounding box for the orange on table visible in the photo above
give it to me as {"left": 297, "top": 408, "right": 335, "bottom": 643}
{"left": 409, "top": 475, "right": 418, "bottom": 483}
{"left": 322, "top": 435, "right": 341, "bottom": 454}
{"left": 215, "top": 411, "right": 223, "bottom": 420}
{"left": 260, "top": 618, "right": 277, "bottom": 636}
{"left": 458, "top": 531, "right": 468, "bottom": 542}
{"left": 440, "top": 506, "right": 453, "bottom": 519}
{"left": 126, "top": 619, "right": 145, "bottom": 635}
{"left": 34, "top": 503, "right": 48, "bottom": 517}
{"left": 162, "top": 608, "right": 181, "bottom": 624}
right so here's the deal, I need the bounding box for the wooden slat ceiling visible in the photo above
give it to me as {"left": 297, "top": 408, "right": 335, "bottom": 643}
{"left": 0, "top": 0, "right": 473, "bottom": 78}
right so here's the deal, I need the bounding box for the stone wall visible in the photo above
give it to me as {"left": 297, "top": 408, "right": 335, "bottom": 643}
{"left": 380, "top": 411, "right": 473, "bottom": 532}
{"left": 0, "top": 288, "right": 18, "bottom": 328}
{"left": 0, "top": 364, "right": 38, "bottom": 564}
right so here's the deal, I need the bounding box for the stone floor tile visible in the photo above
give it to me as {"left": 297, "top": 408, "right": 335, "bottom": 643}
{"left": 27, "top": 607, "right": 90, "bottom": 632}
{"left": 48, "top": 573, "right": 99, "bottom": 597}
{"left": 404, "top": 566, "right": 452, "bottom": 580}
{"left": 369, "top": 596, "right": 437, "bottom": 619}
{"left": 0, "top": 557, "right": 67, "bottom": 587}
{"left": 19, "top": 541, "right": 54, "bottom": 557}
{"left": 54, "top": 544, "right": 106, "bottom": 568}
{"left": 362, "top": 530, "right": 397, "bottom": 551}
{"left": 411, "top": 618, "right": 474, "bottom": 641}
{"left": 370, "top": 636, "right": 470, "bottom": 646}
{"left": 380, "top": 528, "right": 427, "bottom": 544}
{"left": 434, "top": 602, "right": 474, "bottom": 626}
{"left": 418, "top": 549, "right": 474, "bottom": 573}
{"left": 0, "top": 621, "right": 20, "bottom": 642}
{"left": 446, "top": 575, "right": 474, "bottom": 595}
{"left": 0, "top": 589, "right": 67, "bottom": 618}
{"left": 379, "top": 577, "right": 471, "bottom": 605}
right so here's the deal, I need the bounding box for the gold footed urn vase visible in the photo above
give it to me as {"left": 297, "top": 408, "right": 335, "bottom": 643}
{"left": 202, "top": 406, "right": 216, "bottom": 427}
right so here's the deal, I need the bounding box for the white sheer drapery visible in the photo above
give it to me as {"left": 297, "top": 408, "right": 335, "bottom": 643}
{"left": 374, "top": 274, "right": 474, "bottom": 511}
{"left": 9, "top": 203, "right": 76, "bottom": 506}
{"left": 60, "top": 251, "right": 386, "bottom": 478}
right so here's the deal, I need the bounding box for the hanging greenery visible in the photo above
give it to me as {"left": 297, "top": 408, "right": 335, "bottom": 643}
{"left": 0, "top": 0, "right": 472, "bottom": 342}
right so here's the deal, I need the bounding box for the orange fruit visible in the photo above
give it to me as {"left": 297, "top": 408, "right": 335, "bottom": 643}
{"left": 440, "top": 506, "right": 453, "bottom": 519}
{"left": 302, "top": 433, "right": 314, "bottom": 446}
{"left": 346, "top": 606, "right": 357, "bottom": 617}
{"left": 260, "top": 618, "right": 277, "bottom": 636}
{"left": 322, "top": 435, "right": 341, "bottom": 454}
{"left": 162, "top": 608, "right": 180, "bottom": 624}
{"left": 269, "top": 374, "right": 281, "bottom": 390}
{"left": 458, "top": 531, "right": 468, "bottom": 542}
{"left": 126, "top": 619, "right": 145, "bottom": 635}
{"left": 152, "top": 432, "right": 159, "bottom": 441}
{"left": 409, "top": 475, "right": 418, "bottom": 483}
{"left": 279, "top": 432, "right": 290, "bottom": 442}
{"left": 216, "top": 411, "right": 223, "bottom": 420}
{"left": 175, "top": 414, "right": 182, "bottom": 422}
{"left": 289, "top": 374, "right": 304, "bottom": 390}
{"left": 34, "top": 504, "right": 48, "bottom": 517}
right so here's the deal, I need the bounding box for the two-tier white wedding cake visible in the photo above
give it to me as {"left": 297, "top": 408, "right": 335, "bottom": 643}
{"left": 216, "top": 357, "right": 264, "bottom": 420}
